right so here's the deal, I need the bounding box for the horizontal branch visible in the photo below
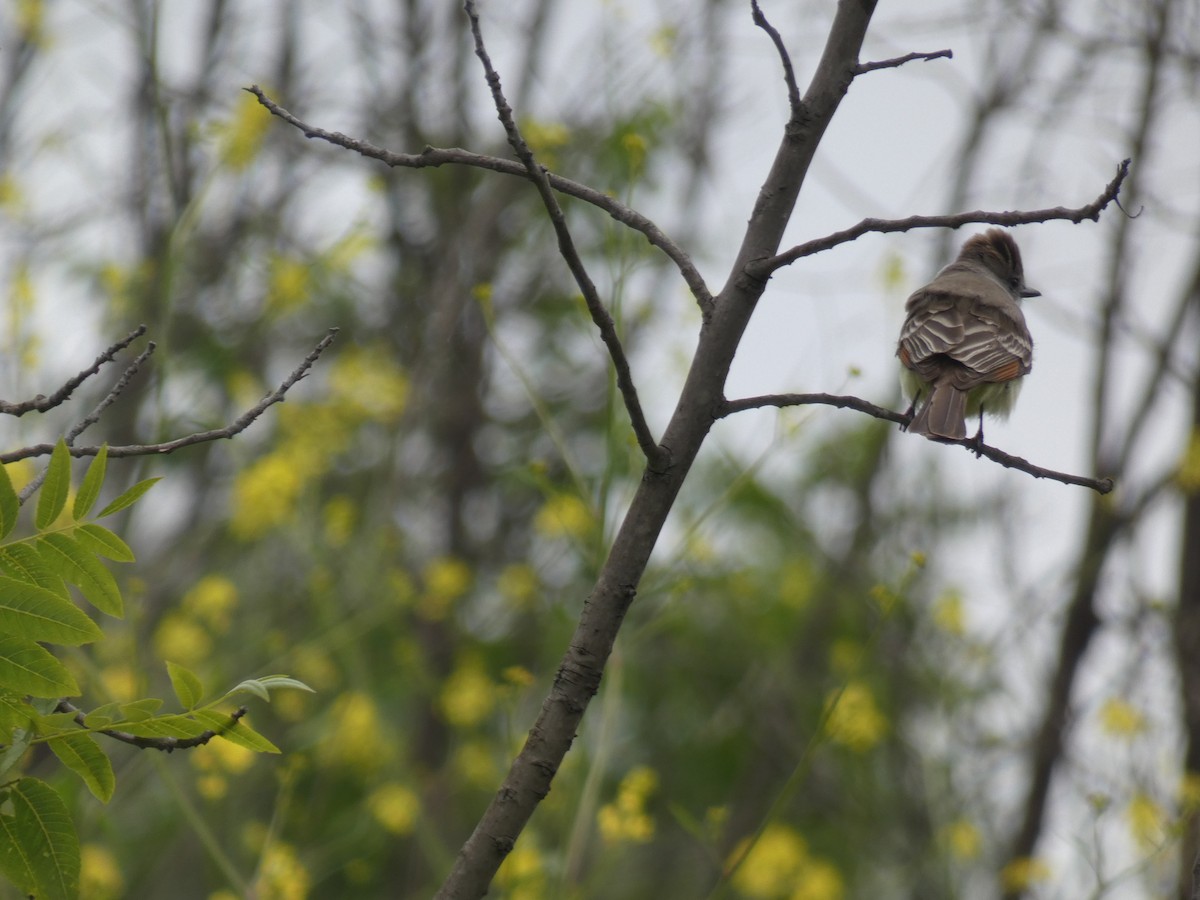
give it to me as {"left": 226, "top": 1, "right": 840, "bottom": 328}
{"left": 56, "top": 700, "right": 248, "bottom": 752}
{"left": 755, "top": 158, "right": 1132, "bottom": 277}
{"left": 246, "top": 85, "right": 714, "bottom": 314}
{"left": 0, "top": 328, "right": 339, "bottom": 464}
{"left": 718, "top": 392, "right": 1114, "bottom": 493}
{"left": 0, "top": 324, "right": 148, "bottom": 417}
{"left": 854, "top": 49, "right": 953, "bottom": 75}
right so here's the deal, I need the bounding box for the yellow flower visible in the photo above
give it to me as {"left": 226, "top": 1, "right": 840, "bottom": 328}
{"left": 266, "top": 255, "right": 311, "bottom": 313}
{"left": 823, "top": 682, "right": 887, "bottom": 752}
{"left": 440, "top": 657, "right": 496, "bottom": 728}
{"left": 329, "top": 346, "right": 409, "bottom": 424}
{"left": 498, "top": 563, "right": 539, "bottom": 609}
{"left": 99, "top": 664, "right": 140, "bottom": 702}
{"left": 322, "top": 495, "right": 357, "bottom": 547}
{"left": 182, "top": 575, "right": 238, "bottom": 632}
{"left": 598, "top": 766, "right": 658, "bottom": 844}
{"left": 231, "top": 452, "right": 306, "bottom": 538}
{"left": 534, "top": 493, "right": 595, "bottom": 541}
{"left": 503, "top": 666, "right": 535, "bottom": 688}
{"left": 497, "top": 842, "right": 547, "bottom": 900}
{"left": 940, "top": 819, "right": 981, "bottom": 860}
{"left": 932, "top": 590, "right": 966, "bottom": 636}
{"left": 1098, "top": 697, "right": 1146, "bottom": 738}
{"left": 1127, "top": 792, "right": 1166, "bottom": 851}
{"left": 368, "top": 783, "right": 420, "bottom": 836}
{"left": 219, "top": 92, "right": 271, "bottom": 171}
{"left": 1177, "top": 430, "right": 1200, "bottom": 493}
{"left": 80, "top": 844, "right": 124, "bottom": 900}
{"left": 1000, "top": 857, "right": 1051, "bottom": 892}
{"left": 321, "top": 691, "right": 390, "bottom": 773}
{"left": 153, "top": 615, "right": 212, "bottom": 667}
{"left": 420, "top": 557, "right": 472, "bottom": 620}
{"left": 728, "top": 823, "right": 842, "bottom": 900}
{"left": 253, "top": 842, "right": 311, "bottom": 900}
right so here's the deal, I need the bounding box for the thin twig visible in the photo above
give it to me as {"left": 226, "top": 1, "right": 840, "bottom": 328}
{"left": 718, "top": 392, "right": 1114, "bottom": 493}
{"left": 854, "top": 49, "right": 953, "bottom": 74}
{"left": 755, "top": 158, "right": 1132, "bottom": 278}
{"left": 56, "top": 700, "right": 249, "bottom": 752}
{"left": 0, "top": 329, "right": 339, "bottom": 464}
{"left": 18, "top": 343, "right": 158, "bottom": 504}
{"left": 751, "top": 0, "right": 801, "bottom": 116}
{"left": 462, "top": 1, "right": 665, "bottom": 469}
{"left": 0, "top": 325, "right": 148, "bottom": 417}
{"left": 245, "top": 85, "right": 714, "bottom": 314}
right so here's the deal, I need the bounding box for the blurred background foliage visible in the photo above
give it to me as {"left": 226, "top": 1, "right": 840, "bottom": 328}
{"left": 0, "top": 1, "right": 1197, "bottom": 899}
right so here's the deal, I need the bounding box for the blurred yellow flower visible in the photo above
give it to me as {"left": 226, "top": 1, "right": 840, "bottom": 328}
{"left": 182, "top": 574, "right": 238, "bottom": 632}
{"left": 329, "top": 345, "right": 409, "bottom": 423}
{"left": 153, "top": 615, "right": 212, "bottom": 667}
{"left": 932, "top": 590, "right": 966, "bottom": 636}
{"left": 498, "top": 563, "right": 539, "bottom": 609}
{"left": 823, "top": 681, "right": 887, "bottom": 752}
{"left": 99, "top": 663, "right": 140, "bottom": 702}
{"left": 322, "top": 495, "right": 358, "bottom": 547}
{"left": 598, "top": 766, "right": 658, "bottom": 844}
{"left": 253, "top": 841, "right": 311, "bottom": 900}
{"left": 496, "top": 842, "right": 547, "bottom": 900}
{"left": 534, "top": 493, "right": 595, "bottom": 541}
{"left": 231, "top": 452, "right": 306, "bottom": 538}
{"left": 368, "top": 782, "right": 420, "bottom": 836}
{"left": 421, "top": 557, "right": 473, "bottom": 620}
{"left": 1127, "top": 792, "right": 1166, "bottom": 851}
{"left": 440, "top": 657, "right": 496, "bottom": 728}
{"left": 80, "top": 844, "right": 124, "bottom": 900}
{"left": 321, "top": 691, "right": 390, "bottom": 773}
{"left": 729, "top": 823, "right": 843, "bottom": 900}
{"left": 267, "top": 255, "right": 311, "bottom": 313}
{"left": 453, "top": 740, "right": 499, "bottom": 789}
{"left": 1177, "top": 430, "right": 1200, "bottom": 493}
{"left": 1000, "top": 857, "right": 1051, "bottom": 893}
{"left": 1180, "top": 772, "right": 1200, "bottom": 814}
{"left": 940, "top": 819, "right": 981, "bottom": 860}
{"left": 1099, "top": 697, "right": 1146, "bottom": 738}
{"left": 502, "top": 666, "right": 535, "bottom": 688}
{"left": 219, "top": 91, "right": 271, "bottom": 171}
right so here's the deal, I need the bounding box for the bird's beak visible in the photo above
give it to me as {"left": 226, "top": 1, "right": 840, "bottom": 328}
{"left": 1021, "top": 287, "right": 1041, "bottom": 299}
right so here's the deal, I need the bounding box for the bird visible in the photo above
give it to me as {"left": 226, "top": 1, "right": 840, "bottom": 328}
{"left": 896, "top": 229, "right": 1038, "bottom": 443}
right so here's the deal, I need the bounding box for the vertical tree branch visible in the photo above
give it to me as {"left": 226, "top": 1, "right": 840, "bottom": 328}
{"left": 434, "top": 2, "right": 879, "bottom": 897}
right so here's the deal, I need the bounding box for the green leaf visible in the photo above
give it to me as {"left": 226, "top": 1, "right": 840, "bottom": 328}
{"left": 166, "top": 661, "right": 204, "bottom": 710}
{"left": 116, "top": 714, "right": 209, "bottom": 740}
{"left": 0, "top": 726, "right": 32, "bottom": 782}
{"left": 0, "top": 635, "right": 78, "bottom": 697}
{"left": 37, "top": 534, "right": 123, "bottom": 617}
{"left": 74, "top": 524, "right": 135, "bottom": 563}
{"left": 72, "top": 445, "right": 107, "bottom": 520}
{"left": 193, "top": 709, "right": 280, "bottom": 753}
{"left": 48, "top": 732, "right": 115, "bottom": 803}
{"left": 0, "top": 575, "right": 102, "bottom": 645}
{"left": 81, "top": 702, "right": 122, "bottom": 730}
{"left": 0, "top": 693, "right": 34, "bottom": 741}
{"left": 97, "top": 477, "right": 161, "bottom": 518}
{"left": 0, "top": 544, "right": 68, "bottom": 598}
{"left": 255, "top": 674, "right": 316, "bottom": 694}
{"left": 0, "top": 777, "right": 80, "bottom": 900}
{"left": 0, "top": 465, "right": 18, "bottom": 540}
{"left": 35, "top": 440, "right": 72, "bottom": 530}
{"left": 114, "top": 698, "right": 163, "bottom": 722}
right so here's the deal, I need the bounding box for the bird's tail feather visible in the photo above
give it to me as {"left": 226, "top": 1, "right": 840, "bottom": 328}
{"left": 908, "top": 383, "right": 967, "bottom": 441}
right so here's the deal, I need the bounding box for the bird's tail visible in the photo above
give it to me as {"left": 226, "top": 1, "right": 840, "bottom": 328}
{"left": 908, "top": 382, "right": 967, "bottom": 441}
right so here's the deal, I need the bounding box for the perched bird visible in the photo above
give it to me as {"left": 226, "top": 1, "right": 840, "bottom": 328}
{"left": 897, "top": 229, "right": 1038, "bottom": 442}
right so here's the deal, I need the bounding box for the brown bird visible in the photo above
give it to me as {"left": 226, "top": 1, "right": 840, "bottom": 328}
{"left": 897, "top": 229, "right": 1038, "bottom": 442}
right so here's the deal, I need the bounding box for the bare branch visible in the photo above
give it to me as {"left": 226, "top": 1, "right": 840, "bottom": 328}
{"left": 0, "top": 329, "right": 339, "bottom": 465}
{"left": 245, "top": 85, "right": 714, "bottom": 314}
{"left": 854, "top": 49, "right": 953, "bottom": 75}
{"left": 755, "top": 158, "right": 1132, "bottom": 278}
{"left": 751, "top": 0, "right": 801, "bottom": 116}
{"left": 462, "top": 1, "right": 665, "bottom": 469}
{"left": 0, "top": 324, "right": 148, "bottom": 417}
{"left": 18, "top": 342, "right": 158, "bottom": 504}
{"left": 718, "top": 392, "right": 1114, "bottom": 493}
{"left": 56, "top": 700, "right": 249, "bottom": 752}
